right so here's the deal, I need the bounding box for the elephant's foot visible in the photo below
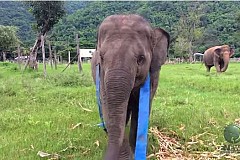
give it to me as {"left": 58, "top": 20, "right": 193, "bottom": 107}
{"left": 118, "top": 148, "right": 132, "bottom": 160}
{"left": 118, "top": 135, "right": 132, "bottom": 160}
{"left": 118, "top": 155, "right": 132, "bottom": 160}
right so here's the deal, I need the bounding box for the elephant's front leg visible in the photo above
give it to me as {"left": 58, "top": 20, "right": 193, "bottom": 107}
{"left": 128, "top": 71, "right": 160, "bottom": 155}
{"left": 128, "top": 90, "right": 140, "bottom": 154}
{"left": 214, "top": 62, "right": 221, "bottom": 72}
{"left": 205, "top": 65, "right": 212, "bottom": 72}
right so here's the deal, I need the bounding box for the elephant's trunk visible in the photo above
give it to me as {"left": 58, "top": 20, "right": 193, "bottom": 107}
{"left": 221, "top": 55, "right": 230, "bottom": 72}
{"left": 103, "top": 69, "right": 134, "bottom": 160}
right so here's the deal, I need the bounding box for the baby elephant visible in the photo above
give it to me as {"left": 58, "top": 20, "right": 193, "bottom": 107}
{"left": 203, "top": 45, "right": 234, "bottom": 72}
{"left": 91, "top": 14, "right": 170, "bottom": 160}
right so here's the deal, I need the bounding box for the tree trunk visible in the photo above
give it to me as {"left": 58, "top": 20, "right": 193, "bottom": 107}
{"left": 76, "top": 34, "right": 82, "bottom": 72}
{"left": 24, "top": 34, "right": 42, "bottom": 70}
{"left": 30, "top": 35, "right": 41, "bottom": 61}
{"left": 188, "top": 41, "right": 193, "bottom": 63}
{"left": 48, "top": 41, "right": 53, "bottom": 69}
{"left": 41, "top": 35, "right": 46, "bottom": 78}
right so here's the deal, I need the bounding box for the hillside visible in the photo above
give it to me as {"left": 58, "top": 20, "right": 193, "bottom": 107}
{"left": 0, "top": 1, "right": 240, "bottom": 57}
{"left": 50, "top": 1, "right": 240, "bottom": 57}
{"left": 0, "top": 1, "right": 35, "bottom": 46}
{"left": 0, "top": 1, "right": 87, "bottom": 46}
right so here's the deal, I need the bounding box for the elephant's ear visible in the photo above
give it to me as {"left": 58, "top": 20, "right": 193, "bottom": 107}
{"left": 230, "top": 48, "right": 235, "bottom": 57}
{"left": 151, "top": 28, "right": 170, "bottom": 73}
{"left": 214, "top": 48, "right": 222, "bottom": 57}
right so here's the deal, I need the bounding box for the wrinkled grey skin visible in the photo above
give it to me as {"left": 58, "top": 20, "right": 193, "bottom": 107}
{"left": 203, "top": 45, "right": 234, "bottom": 72}
{"left": 91, "top": 14, "right": 170, "bottom": 160}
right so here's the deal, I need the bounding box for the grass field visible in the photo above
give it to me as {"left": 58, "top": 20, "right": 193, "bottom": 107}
{"left": 0, "top": 62, "right": 240, "bottom": 159}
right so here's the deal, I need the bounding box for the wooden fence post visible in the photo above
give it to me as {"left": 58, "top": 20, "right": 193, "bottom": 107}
{"left": 76, "top": 34, "right": 82, "bottom": 72}
{"left": 17, "top": 44, "right": 21, "bottom": 69}
{"left": 3, "top": 52, "right": 6, "bottom": 62}
{"left": 53, "top": 49, "right": 57, "bottom": 70}
{"left": 48, "top": 41, "right": 53, "bottom": 69}
{"left": 68, "top": 51, "right": 71, "bottom": 68}
{"left": 41, "top": 35, "right": 46, "bottom": 78}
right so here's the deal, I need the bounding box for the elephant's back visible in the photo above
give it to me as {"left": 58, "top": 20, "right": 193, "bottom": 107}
{"left": 204, "top": 46, "right": 221, "bottom": 54}
{"left": 203, "top": 46, "right": 221, "bottom": 65}
{"left": 100, "top": 14, "right": 150, "bottom": 28}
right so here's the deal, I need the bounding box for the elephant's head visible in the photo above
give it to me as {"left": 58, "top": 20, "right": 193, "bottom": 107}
{"left": 214, "top": 45, "right": 234, "bottom": 72}
{"left": 92, "top": 14, "right": 169, "bottom": 160}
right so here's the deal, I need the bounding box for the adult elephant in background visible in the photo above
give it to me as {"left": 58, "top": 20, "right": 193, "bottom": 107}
{"left": 91, "top": 14, "right": 170, "bottom": 160}
{"left": 203, "top": 45, "right": 234, "bottom": 72}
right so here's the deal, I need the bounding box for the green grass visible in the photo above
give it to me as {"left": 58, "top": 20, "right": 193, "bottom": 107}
{"left": 0, "top": 62, "right": 240, "bottom": 159}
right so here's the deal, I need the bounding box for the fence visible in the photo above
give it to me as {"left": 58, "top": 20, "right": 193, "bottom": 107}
{"left": 230, "top": 58, "right": 240, "bottom": 62}
{"left": 166, "top": 57, "right": 240, "bottom": 64}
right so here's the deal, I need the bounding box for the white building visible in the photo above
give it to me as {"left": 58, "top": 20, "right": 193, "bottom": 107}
{"left": 80, "top": 49, "right": 95, "bottom": 59}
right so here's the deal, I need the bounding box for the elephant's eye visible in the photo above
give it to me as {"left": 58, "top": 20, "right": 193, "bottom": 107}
{"left": 99, "top": 51, "right": 105, "bottom": 62}
{"left": 137, "top": 55, "right": 145, "bottom": 65}
{"left": 100, "top": 54, "right": 104, "bottom": 62}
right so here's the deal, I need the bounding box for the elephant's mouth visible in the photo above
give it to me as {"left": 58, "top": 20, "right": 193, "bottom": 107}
{"left": 219, "top": 59, "right": 224, "bottom": 65}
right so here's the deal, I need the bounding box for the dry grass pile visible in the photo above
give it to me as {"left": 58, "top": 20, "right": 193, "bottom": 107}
{"left": 148, "top": 127, "right": 240, "bottom": 160}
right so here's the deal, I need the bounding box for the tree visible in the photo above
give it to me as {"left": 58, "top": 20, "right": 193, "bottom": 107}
{"left": 2, "top": 1, "right": 239, "bottom": 59}
{"left": 174, "top": 2, "right": 203, "bottom": 62}
{"left": 0, "top": 25, "right": 20, "bottom": 61}
{"left": 173, "top": 36, "right": 189, "bottom": 59}
{"left": 233, "top": 12, "right": 240, "bottom": 57}
{"left": 25, "top": 1, "right": 65, "bottom": 69}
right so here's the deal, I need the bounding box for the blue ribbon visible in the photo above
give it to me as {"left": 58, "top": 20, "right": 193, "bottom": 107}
{"left": 96, "top": 64, "right": 107, "bottom": 132}
{"left": 135, "top": 73, "right": 151, "bottom": 160}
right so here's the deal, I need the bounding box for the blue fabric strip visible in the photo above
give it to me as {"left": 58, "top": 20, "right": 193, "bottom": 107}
{"left": 96, "top": 64, "right": 107, "bottom": 132}
{"left": 135, "top": 73, "right": 151, "bottom": 160}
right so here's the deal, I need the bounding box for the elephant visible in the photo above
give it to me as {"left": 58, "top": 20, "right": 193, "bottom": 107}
{"left": 91, "top": 14, "right": 170, "bottom": 160}
{"left": 203, "top": 45, "right": 234, "bottom": 72}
